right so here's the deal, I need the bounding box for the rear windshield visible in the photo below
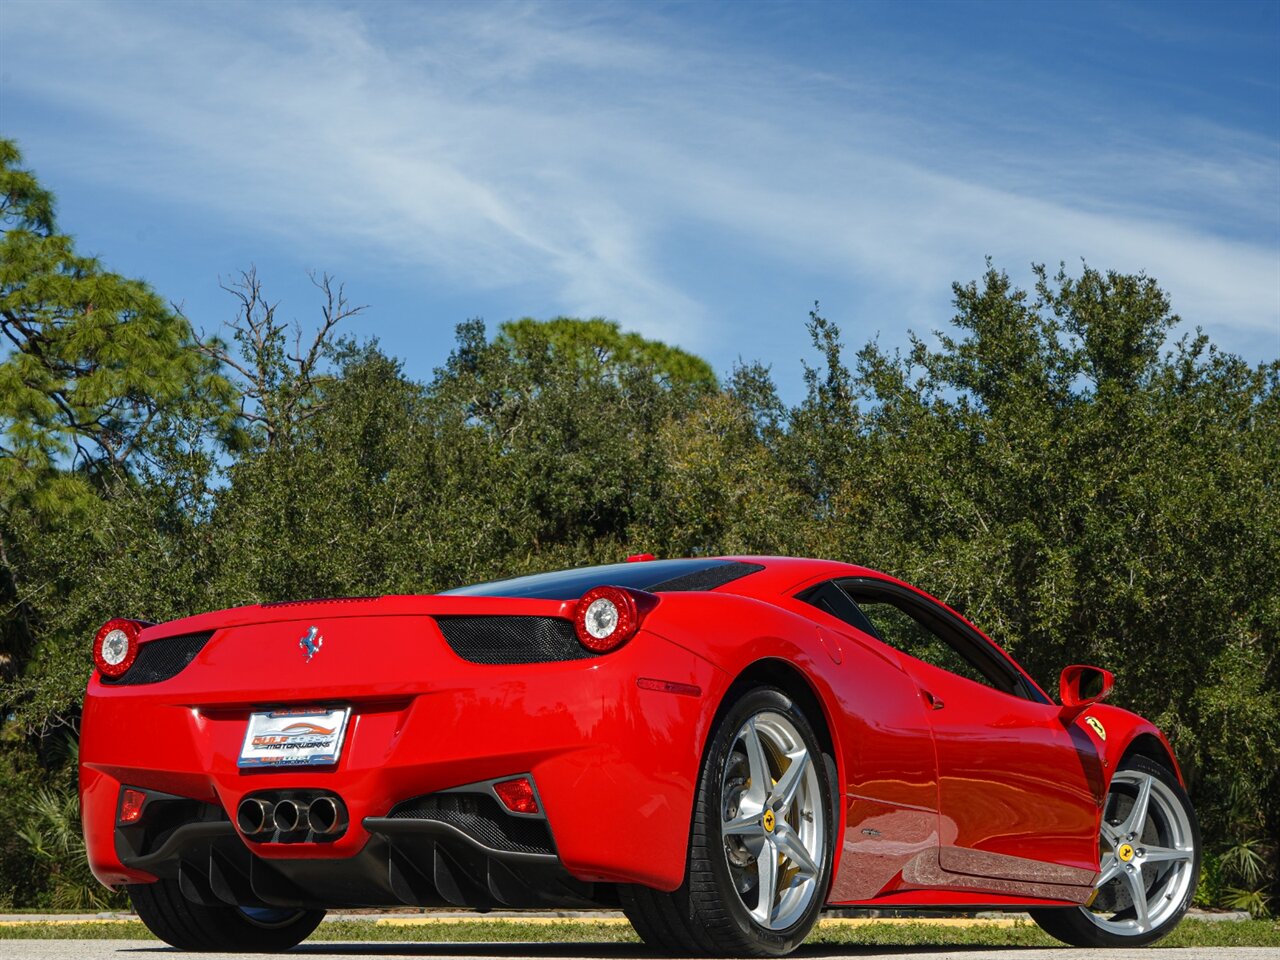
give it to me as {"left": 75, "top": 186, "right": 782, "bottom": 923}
{"left": 440, "top": 558, "right": 762, "bottom": 599}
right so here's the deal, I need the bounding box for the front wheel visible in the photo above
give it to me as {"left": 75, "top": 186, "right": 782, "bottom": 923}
{"left": 128, "top": 879, "right": 325, "bottom": 951}
{"left": 622, "top": 686, "right": 835, "bottom": 957}
{"left": 1030, "top": 754, "right": 1200, "bottom": 947}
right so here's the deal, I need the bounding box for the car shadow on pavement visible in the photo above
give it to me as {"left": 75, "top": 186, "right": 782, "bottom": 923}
{"left": 115, "top": 944, "right": 1046, "bottom": 958}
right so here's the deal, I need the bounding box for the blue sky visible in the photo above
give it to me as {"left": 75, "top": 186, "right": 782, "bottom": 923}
{"left": 2, "top": 0, "right": 1277, "bottom": 401}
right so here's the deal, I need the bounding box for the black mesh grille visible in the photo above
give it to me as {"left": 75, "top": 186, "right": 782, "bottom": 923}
{"left": 435, "top": 616, "right": 586, "bottom": 664}
{"left": 387, "top": 792, "right": 554, "bottom": 854}
{"left": 647, "top": 560, "right": 765, "bottom": 592}
{"left": 102, "top": 631, "right": 214, "bottom": 686}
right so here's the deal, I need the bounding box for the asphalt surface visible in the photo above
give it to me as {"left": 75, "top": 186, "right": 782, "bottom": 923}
{"left": 2, "top": 944, "right": 1278, "bottom": 960}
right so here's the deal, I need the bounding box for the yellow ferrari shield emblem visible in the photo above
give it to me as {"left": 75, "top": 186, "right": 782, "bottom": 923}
{"left": 1085, "top": 716, "right": 1107, "bottom": 741}
{"left": 762, "top": 809, "right": 776, "bottom": 833}
{"left": 1118, "top": 843, "right": 1135, "bottom": 862}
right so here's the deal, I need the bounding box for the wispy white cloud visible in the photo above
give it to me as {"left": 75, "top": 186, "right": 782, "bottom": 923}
{"left": 2, "top": 0, "right": 1276, "bottom": 363}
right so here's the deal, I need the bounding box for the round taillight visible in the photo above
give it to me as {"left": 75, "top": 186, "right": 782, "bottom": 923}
{"left": 94, "top": 618, "right": 143, "bottom": 678}
{"left": 574, "top": 586, "right": 640, "bottom": 653}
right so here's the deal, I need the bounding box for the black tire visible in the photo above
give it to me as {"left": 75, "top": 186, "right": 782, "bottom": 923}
{"left": 1030, "top": 753, "right": 1200, "bottom": 948}
{"left": 128, "top": 879, "right": 325, "bottom": 952}
{"left": 622, "top": 686, "right": 836, "bottom": 957}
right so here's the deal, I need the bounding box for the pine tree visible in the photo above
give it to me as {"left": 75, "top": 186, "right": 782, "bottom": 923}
{"left": 0, "top": 138, "right": 229, "bottom": 682}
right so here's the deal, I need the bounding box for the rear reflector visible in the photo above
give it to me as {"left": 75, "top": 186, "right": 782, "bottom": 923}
{"left": 493, "top": 777, "right": 539, "bottom": 815}
{"left": 118, "top": 788, "right": 147, "bottom": 824}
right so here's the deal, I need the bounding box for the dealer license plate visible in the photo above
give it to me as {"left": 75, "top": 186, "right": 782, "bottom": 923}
{"left": 238, "top": 706, "right": 351, "bottom": 768}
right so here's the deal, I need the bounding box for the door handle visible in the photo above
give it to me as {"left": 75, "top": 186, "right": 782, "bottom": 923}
{"left": 922, "top": 689, "right": 945, "bottom": 710}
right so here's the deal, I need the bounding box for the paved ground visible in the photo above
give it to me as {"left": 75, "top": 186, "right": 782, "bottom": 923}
{"left": 2, "top": 944, "right": 1278, "bottom": 959}
{"left": 0, "top": 912, "right": 1267, "bottom": 959}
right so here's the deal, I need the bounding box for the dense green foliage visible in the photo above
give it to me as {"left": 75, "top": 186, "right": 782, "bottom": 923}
{"left": 1, "top": 140, "right": 1276, "bottom": 913}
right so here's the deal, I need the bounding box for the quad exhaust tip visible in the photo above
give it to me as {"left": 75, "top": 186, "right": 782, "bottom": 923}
{"left": 236, "top": 797, "right": 274, "bottom": 835}
{"left": 236, "top": 793, "right": 346, "bottom": 840}
{"left": 307, "top": 795, "right": 346, "bottom": 835}
{"left": 272, "top": 798, "right": 306, "bottom": 833}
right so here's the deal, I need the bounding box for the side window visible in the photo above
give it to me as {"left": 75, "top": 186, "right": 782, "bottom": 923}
{"left": 837, "top": 580, "right": 1039, "bottom": 701}
{"left": 798, "top": 582, "right": 881, "bottom": 637}
{"left": 799, "top": 577, "right": 1042, "bottom": 702}
{"left": 850, "top": 598, "right": 992, "bottom": 689}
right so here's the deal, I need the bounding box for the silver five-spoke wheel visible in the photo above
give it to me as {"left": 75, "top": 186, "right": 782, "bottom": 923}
{"left": 1031, "top": 754, "right": 1200, "bottom": 948}
{"left": 1083, "top": 768, "right": 1196, "bottom": 935}
{"left": 620, "top": 686, "right": 834, "bottom": 957}
{"left": 721, "top": 711, "right": 826, "bottom": 930}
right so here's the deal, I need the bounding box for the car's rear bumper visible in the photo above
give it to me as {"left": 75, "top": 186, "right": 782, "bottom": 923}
{"left": 81, "top": 624, "right": 726, "bottom": 898}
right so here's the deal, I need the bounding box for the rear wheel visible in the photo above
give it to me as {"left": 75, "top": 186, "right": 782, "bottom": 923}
{"left": 1030, "top": 754, "right": 1199, "bottom": 947}
{"left": 128, "top": 879, "right": 325, "bottom": 951}
{"left": 622, "top": 687, "right": 835, "bottom": 957}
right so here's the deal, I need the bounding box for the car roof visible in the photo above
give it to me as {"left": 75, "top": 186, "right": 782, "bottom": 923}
{"left": 438, "top": 555, "right": 884, "bottom": 601}
{"left": 714, "top": 555, "right": 887, "bottom": 597}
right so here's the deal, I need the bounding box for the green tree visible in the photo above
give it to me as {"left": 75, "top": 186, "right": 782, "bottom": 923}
{"left": 0, "top": 138, "right": 230, "bottom": 685}
{"left": 0, "top": 141, "right": 230, "bottom": 905}
{"left": 198, "top": 314, "right": 718, "bottom": 608}
{"left": 496, "top": 316, "right": 716, "bottom": 397}
{"left": 0, "top": 139, "right": 228, "bottom": 493}
{"left": 417, "top": 317, "right": 715, "bottom": 577}
{"left": 632, "top": 379, "right": 807, "bottom": 557}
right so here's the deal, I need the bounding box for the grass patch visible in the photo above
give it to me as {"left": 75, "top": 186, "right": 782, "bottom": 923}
{"left": 0, "top": 917, "right": 1276, "bottom": 947}
{"left": 0, "top": 922, "right": 156, "bottom": 940}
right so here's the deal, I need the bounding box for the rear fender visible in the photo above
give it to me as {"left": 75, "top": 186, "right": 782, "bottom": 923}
{"left": 645, "top": 593, "right": 850, "bottom": 876}
{"left": 647, "top": 594, "right": 848, "bottom": 768}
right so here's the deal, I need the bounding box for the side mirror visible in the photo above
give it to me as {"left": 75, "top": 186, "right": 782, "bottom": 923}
{"left": 1059, "top": 664, "right": 1114, "bottom": 717}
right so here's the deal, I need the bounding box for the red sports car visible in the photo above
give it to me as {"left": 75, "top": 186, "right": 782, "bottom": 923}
{"left": 81, "top": 556, "right": 1199, "bottom": 955}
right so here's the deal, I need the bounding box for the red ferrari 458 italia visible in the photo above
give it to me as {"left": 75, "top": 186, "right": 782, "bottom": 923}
{"left": 81, "top": 556, "right": 1199, "bottom": 955}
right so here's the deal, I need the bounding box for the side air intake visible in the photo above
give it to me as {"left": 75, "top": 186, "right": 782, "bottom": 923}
{"left": 101, "top": 631, "right": 214, "bottom": 686}
{"left": 434, "top": 616, "right": 586, "bottom": 665}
